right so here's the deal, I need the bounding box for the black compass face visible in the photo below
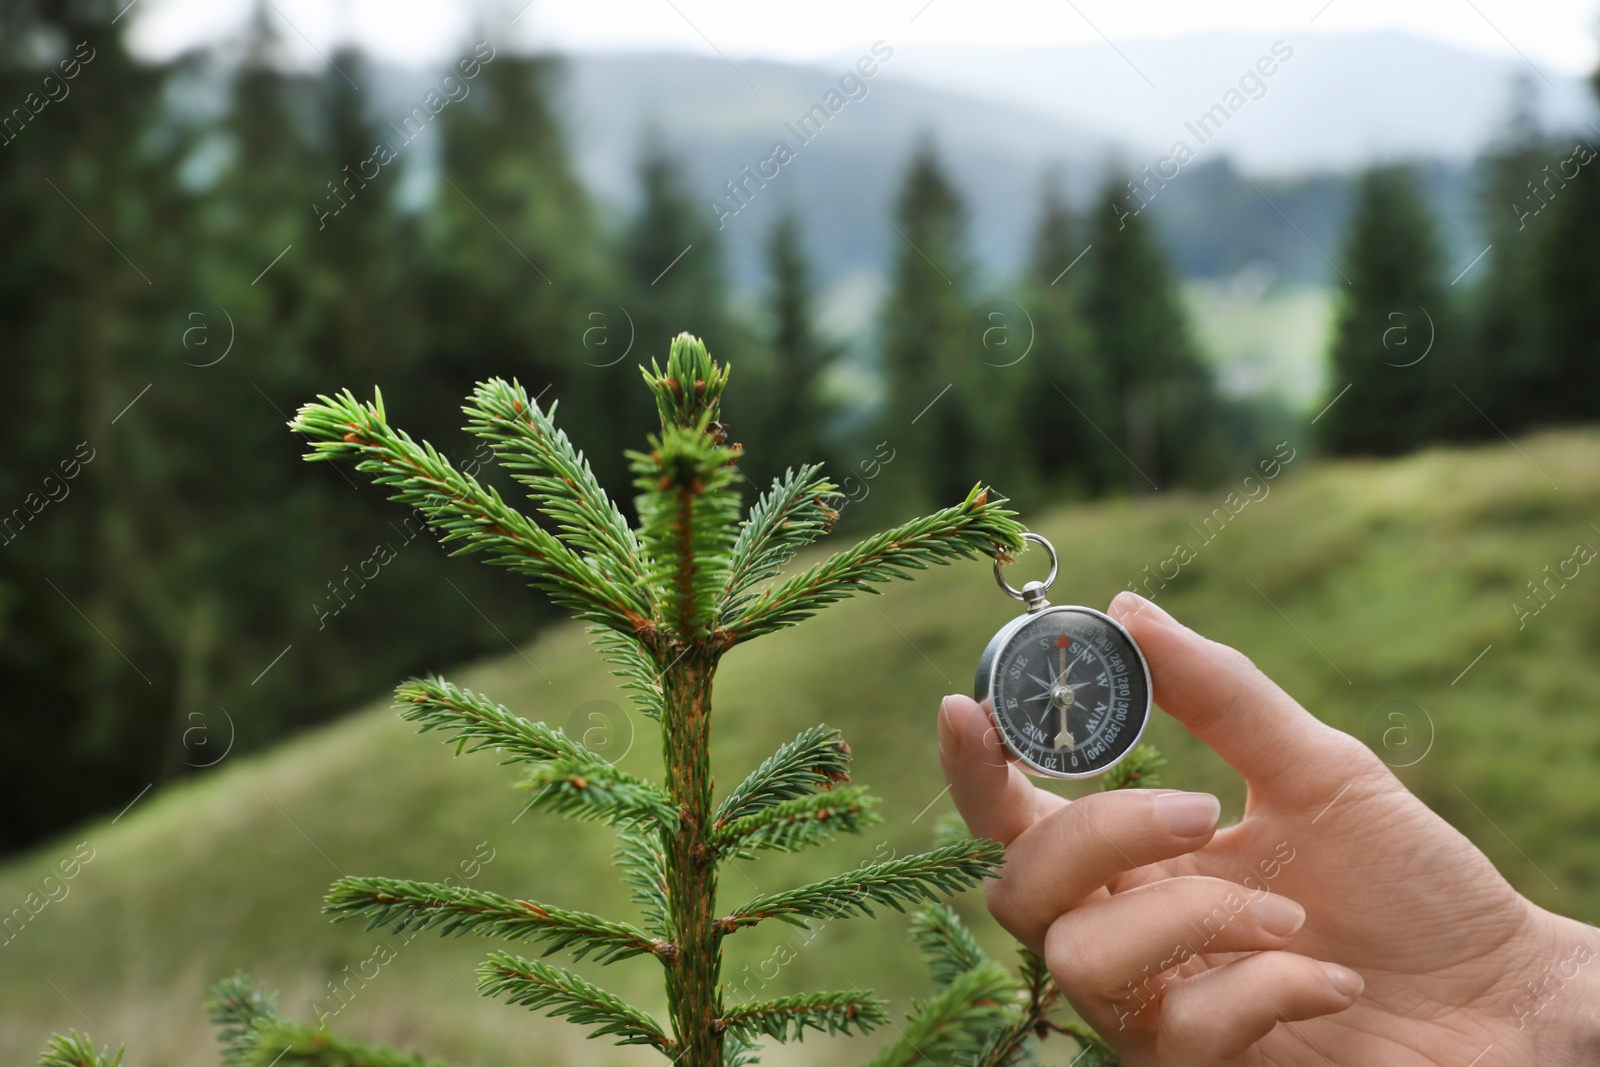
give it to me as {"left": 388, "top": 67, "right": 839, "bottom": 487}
{"left": 982, "top": 607, "right": 1151, "bottom": 778}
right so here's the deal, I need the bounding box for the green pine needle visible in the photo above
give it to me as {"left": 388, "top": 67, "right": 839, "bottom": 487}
{"left": 289, "top": 388, "right": 650, "bottom": 636}
{"left": 641, "top": 332, "right": 732, "bottom": 429}
{"left": 712, "top": 784, "right": 880, "bottom": 858}
{"left": 862, "top": 963, "right": 1019, "bottom": 1067}
{"left": 463, "top": 378, "right": 641, "bottom": 586}
{"left": 589, "top": 626, "right": 666, "bottom": 722}
{"left": 239, "top": 1020, "right": 456, "bottom": 1067}
{"left": 909, "top": 904, "right": 992, "bottom": 993}
{"left": 628, "top": 415, "right": 743, "bottom": 637}
{"left": 395, "top": 676, "right": 601, "bottom": 766}
{"left": 514, "top": 758, "right": 679, "bottom": 829}
{"left": 326, "top": 877, "right": 666, "bottom": 963}
{"left": 478, "top": 952, "right": 674, "bottom": 1052}
{"left": 724, "top": 483, "right": 1025, "bottom": 644}
{"left": 721, "top": 464, "right": 842, "bottom": 614}
{"left": 38, "top": 1033, "right": 123, "bottom": 1067}
{"left": 613, "top": 824, "right": 672, "bottom": 937}
{"left": 930, "top": 811, "right": 973, "bottom": 850}
{"left": 715, "top": 725, "right": 854, "bottom": 828}
{"left": 1100, "top": 744, "right": 1166, "bottom": 791}
{"left": 718, "top": 990, "right": 890, "bottom": 1043}
{"left": 206, "top": 974, "right": 280, "bottom": 1067}
{"left": 719, "top": 838, "right": 1006, "bottom": 933}
{"left": 1056, "top": 1022, "right": 1126, "bottom": 1066}
{"left": 204, "top": 974, "right": 459, "bottom": 1067}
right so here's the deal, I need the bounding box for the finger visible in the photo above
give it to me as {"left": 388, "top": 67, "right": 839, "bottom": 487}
{"left": 1045, "top": 877, "right": 1306, "bottom": 1002}
{"left": 1156, "top": 951, "right": 1363, "bottom": 1065}
{"left": 1109, "top": 591, "right": 1375, "bottom": 803}
{"left": 938, "top": 693, "right": 1063, "bottom": 846}
{"left": 986, "top": 788, "right": 1220, "bottom": 951}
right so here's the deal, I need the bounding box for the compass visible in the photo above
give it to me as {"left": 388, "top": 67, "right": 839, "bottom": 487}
{"left": 975, "top": 533, "right": 1152, "bottom": 779}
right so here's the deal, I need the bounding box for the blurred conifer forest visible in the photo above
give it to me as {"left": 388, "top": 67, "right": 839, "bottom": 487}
{"left": 4, "top": 0, "right": 1600, "bottom": 856}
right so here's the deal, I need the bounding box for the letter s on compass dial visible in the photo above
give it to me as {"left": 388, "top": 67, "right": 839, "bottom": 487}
{"left": 975, "top": 605, "right": 1152, "bottom": 779}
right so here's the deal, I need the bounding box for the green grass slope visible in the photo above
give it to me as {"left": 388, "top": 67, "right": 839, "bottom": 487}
{"left": 4, "top": 430, "right": 1600, "bottom": 1066}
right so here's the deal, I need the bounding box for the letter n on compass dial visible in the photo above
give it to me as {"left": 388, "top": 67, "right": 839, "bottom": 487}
{"left": 980, "top": 606, "right": 1152, "bottom": 779}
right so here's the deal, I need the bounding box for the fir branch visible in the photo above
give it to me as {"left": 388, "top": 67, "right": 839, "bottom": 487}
{"left": 642, "top": 332, "right": 732, "bottom": 430}
{"left": 207, "top": 974, "right": 280, "bottom": 1067}
{"left": 614, "top": 823, "right": 672, "bottom": 938}
{"left": 590, "top": 626, "right": 665, "bottom": 722}
{"left": 910, "top": 904, "right": 992, "bottom": 993}
{"left": 861, "top": 963, "right": 1019, "bottom": 1067}
{"left": 717, "top": 990, "right": 890, "bottom": 1043}
{"left": 930, "top": 811, "right": 973, "bottom": 850}
{"left": 718, "top": 838, "right": 1006, "bottom": 934}
{"left": 969, "top": 950, "right": 1064, "bottom": 1067}
{"left": 395, "top": 677, "right": 599, "bottom": 766}
{"left": 1055, "top": 1022, "right": 1125, "bottom": 1067}
{"left": 725, "top": 1036, "right": 762, "bottom": 1067}
{"left": 724, "top": 484, "right": 1025, "bottom": 644}
{"left": 325, "top": 877, "right": 666, "bottom": 963}
{"left": 721, "top": 464, "right": 841, "bottom": 615}
{"left": 478, "top": 952, "right": 674, "bottom": 1052}
{"left": 463, "top": 378, "right": 641, "bottom": 585}
{"left": 628, "top": 416, "right": 743, "bottom": 637}
{"left": 715, "top": 725, "right": 853, "bottom": 829}
{"left": 712, "top": 785, "right": 880, "bottom": 859}
{"left": 206, "top": 974, "right": 459, "bottom": 1067}
{"left": 289, "top": 388, "right": 650, "bottom": 636}
{"left": 1100, "top": 744, "right": 1166, "bottom": 791}
{"left": 38, "top": 1033, "right": 123, "bottom": 1067}
{"left": 516, "top": 758, "right": 679, "bottom": 828}
{"left": 239, "top": 1020, "right": 456, "bottom": 1067}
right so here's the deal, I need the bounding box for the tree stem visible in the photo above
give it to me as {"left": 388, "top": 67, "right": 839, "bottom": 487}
{"left": 661, "top": 652, "right": 722, "bottom": 1066}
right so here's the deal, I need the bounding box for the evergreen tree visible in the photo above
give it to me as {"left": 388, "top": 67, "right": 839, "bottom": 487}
{"left": 1470, "top": 76, "right": 1553, "bottom": 432}
{"left": 877, "top": 136, "right": 982, "bottom": 514}
{"left": 607, "top": 139, "right": 742, "bottom": 496}
{"left": 283, "top": 337, "right": 1021, "bottom": 1067}
{"left": 421, "top": 50, "right": 600, "bottom": 434}
{"left": 0, "top": 1, "right": 191, "bottom": 848}
{"left": 1081, "top": 175, "right": 1222, "bottom": 490}
{"left": 1017, "top": 176, "right": 1119, "bottom": 501}
{"left": 1318, "top": 164, "right": 1466, "bottom": 456}
{"left": 1531, "top": 64, "right": 1600, "bottom": 426}
{"left": 743, "top": 207, "right": 841, "bottom": 487}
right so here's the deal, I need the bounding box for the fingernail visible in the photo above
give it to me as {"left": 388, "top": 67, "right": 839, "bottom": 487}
{"left": 938, "top": 695, "right": 963, "bottom": 755}
{"left": 1320, "top": 961, "right": 1364, "bottom": 998}
{"left": 1154, "top": 791, "right": 1220, "bottom": 837}
{"left": 1253, "top": 894, "right": 1305, "bottom": 938}
{"left": 1110, "top": 590, "right": 1177, "bottom": 628}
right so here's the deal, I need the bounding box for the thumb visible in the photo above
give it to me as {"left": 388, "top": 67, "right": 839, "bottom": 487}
{"left": 938, "top": 693, "right": 1062, "bottom": 846}
{"left": 1108, "top": 592, "right": 1369, "bottom": 805}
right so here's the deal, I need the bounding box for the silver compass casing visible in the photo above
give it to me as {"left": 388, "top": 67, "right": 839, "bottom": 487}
{"left": 974, "top": 603, "right": 1153, "bottom": 780}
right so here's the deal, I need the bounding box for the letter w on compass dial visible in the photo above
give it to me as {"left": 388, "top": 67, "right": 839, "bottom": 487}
{"left": 988, "top": 607, "right": 1150, "bottom": 778}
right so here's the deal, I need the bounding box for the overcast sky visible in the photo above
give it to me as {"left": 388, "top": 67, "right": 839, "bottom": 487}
{"left": 127, "top": 0, "right": 1600, "bottom": 76}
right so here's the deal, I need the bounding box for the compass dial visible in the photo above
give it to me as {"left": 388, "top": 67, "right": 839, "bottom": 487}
{"left": 976, "top": 606, "right": 1151, "bottom": 779}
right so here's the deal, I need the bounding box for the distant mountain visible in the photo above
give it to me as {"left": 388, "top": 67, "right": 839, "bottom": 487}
{"left": 362, "top": 33, "right": 1587, "bottom": 314}
{"left": 553, "top": 48, "right": 1485, "bottom": 301}
{"left": 875, "top": 31, "right": 1597, "bottom": 174}
{"left": 553, "top": 51, "right": 1119, "bottom": 296}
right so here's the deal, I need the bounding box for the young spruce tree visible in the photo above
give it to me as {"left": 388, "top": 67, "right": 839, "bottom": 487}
{"left": 41, "top": 333, "right": 1160, "bottom": 1067}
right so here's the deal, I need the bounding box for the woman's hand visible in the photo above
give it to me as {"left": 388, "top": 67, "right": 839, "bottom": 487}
{"left": 937, "top": 591, "right": 1600, "bottom": 1066}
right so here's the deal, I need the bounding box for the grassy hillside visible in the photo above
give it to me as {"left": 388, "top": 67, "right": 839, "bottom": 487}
{"left": 5, "top": 430, "right": 1600, "bottom": 1066}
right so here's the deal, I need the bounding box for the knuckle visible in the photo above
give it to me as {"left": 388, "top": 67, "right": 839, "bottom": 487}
{"left": 1157, "top": 987, "right": 1212, "bottom": 1049}
{"left": 982, "top": 871, "right": 1026, "bottom": 937}
{"left": 1042, "top": 915, "right": 1098, "bottom": 996}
